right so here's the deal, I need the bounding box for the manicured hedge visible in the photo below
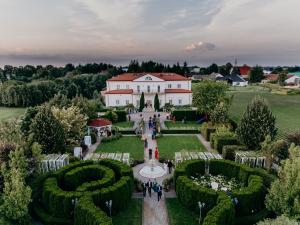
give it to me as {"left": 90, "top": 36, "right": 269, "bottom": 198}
{"left": 203, "top": 194, "right": 235, "bottom": 225}
{"left": 115, "top": 110, "right": 127, "bottom": 122}
{"left": 213, "top": 136, "right": 239, "bottom": 153}
{"left": 101, "top": 133, "right": 122, "bottom": 143}
{"left": 222, "top": 145, "right": 247, "bottom": 161}
{"left": 74, "top": 195, "right": 112, "bottom": 225}
{"left": 118, "top": 129, "right": 135, "bottom": 135}
{"left": 34, "top": 160, "right": 133, "bottom": 224}
{"left": 200, "top": 123, "right": 216, "bottom": 141}
{"left": 161, "top": 129, "right": 199, "bottom": 134}
{"left": 174, "top": 159, "right": 274, "bottom": 224}
{"left": 172, "top": 110, "right": 199, "bottom": 121}
{"left": 234, "top": 208, "right": 271, "bottom": 225}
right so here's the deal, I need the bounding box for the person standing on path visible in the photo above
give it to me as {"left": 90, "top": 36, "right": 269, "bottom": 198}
{"left": 155, "top": 147, "right": 159, "bottom": 160}
{"left": 142, "top": 182, "right": 147, "bottom": 197}
{"left": 147, "top": 179, "right": 152, "bottom": 197}
{"left": 148, "top": 148, "right": 152, "bottom": 159}
{"left": 167, "top": 160, "right": 173, "bottom": 174}
{"left": 144, "top": 138, "right": 148, "bottom": 149}
{"left": 148, "top": 117, "right": 152, "bottom": 129}
{"left": 157, "top": 185, "right": 162, "bottom": 201}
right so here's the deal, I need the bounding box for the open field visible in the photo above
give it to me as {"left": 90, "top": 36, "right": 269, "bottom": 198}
{"left": 228, "top": 86, "right": 300, "bottom": 137}
{"left": 96, "top": 136, "right": 144, "bottom": 161}
{"left": 112, "top": 199, "right": 143, "bottom": 225}
{"left": 0, "top": 107, "right": 26, "bottom": 122}
{"left": 164, "top": 121, "right": 201, "bottom": 130}
{"left": 166, "top": 198, "right": 198, "bottom": 225}
{"left": 157, "top": 135, "right": 205, "bottom": 159}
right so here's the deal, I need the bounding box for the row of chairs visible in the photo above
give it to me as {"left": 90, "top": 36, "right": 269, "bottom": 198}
{"left": 84, "top": 152, "right": 130, "bottom": 165}
{"left": 175, "top": 151, "right": 223, "bottom": 164}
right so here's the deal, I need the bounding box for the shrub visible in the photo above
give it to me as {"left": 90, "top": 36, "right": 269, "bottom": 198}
{"left": 201, "top": 123, "right": 216, "bottom": 141}
{"left": 101, "top": 133, "right": 122, "bottom": 143}
{"left": 90, "top": 131, "right": 97, "bottom": 144}
{"left": 286, "top": 130, "right": 300, "bottom": 146}
{"left": 172, "top": 110, "right": 199, "bottom": 121}
{"left": 203, "top": 194, "right": 235, "bottom": 225}
{"left": 222, "top": 145, "right": 247, "bottom": 160}
{"left": 115, "top": 110, "right": 127, "bottom": 122}
{"left": 213, "top": 136, "right": 238, "bottom": 153}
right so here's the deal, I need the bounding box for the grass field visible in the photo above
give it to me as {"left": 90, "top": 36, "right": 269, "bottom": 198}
{"left": 113, "top": 121, "right": 134, "bottom": 129}
{"left": 112, "top": 199, "right": 143, "bottom": 225}
{"left": 164, "top": 121, "right": 201, "bottom": 130}
{"left": 96, "top": 136, "right": 144, "bottom": 160}
{"left": 166, "top": 198, "right": 198, "bottom": 225}
{"left": 0, "top": 107, "right": 26, "bottom": 122}
{"left": 228, "top": 86, "right": 300, "bottom": 137}
{"left": 157, "top": 135, "right": 205, "bottom": 159}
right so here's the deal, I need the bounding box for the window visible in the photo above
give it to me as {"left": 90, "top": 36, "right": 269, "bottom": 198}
{"left": 157, "top": 85, "right": 160, "bottom": 93}
{"left": 116, "top": 100, "right": 120, "bottom": 105}
{"left": 145, "top": 76, "right": 152, "bottom": 80}
{"left": 117, "top": 85, "right": 120, "bottom": 90}
{"left": 147, "top": 85, "right": 150, "bottom": 93}
{"left": 137, "top": 85, "right": 140, "bottom": 93}
{"left": 177, "top": 84, "right": 181, "bottom": 88}
{"left": 178, "top": 99, "right": 182, "bottom": 105}
{"left": 168, "top": 84, "right": 172, "bottom": 88}
{"left": 126, "top": 100, "right": 129, "bottom": 105}
{"left": 126, "top": 84, "right": 129, "bottom": 89}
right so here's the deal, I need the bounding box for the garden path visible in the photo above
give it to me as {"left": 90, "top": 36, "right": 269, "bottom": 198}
{"left": 196, "top": 134, "right": 213, "bottom": 152}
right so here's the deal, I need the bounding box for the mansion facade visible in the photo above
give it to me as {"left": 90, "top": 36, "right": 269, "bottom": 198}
{"left": 104, "top": 73, "right": 192, "bottom": 107}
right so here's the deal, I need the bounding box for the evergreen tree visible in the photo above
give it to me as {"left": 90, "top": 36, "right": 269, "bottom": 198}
{"left": 30, "top": 105, "right": 66, "bottom": 154}
{"left": 139, "top": 92, "right": 145, "bottom": 112}
{"left": 154, "top": 93, "right": 160, "bottom": 111}
{"left": 237, "top": 97, "right": 277, "bottom": 150}
{"left": 278, "top": 72, "right": 287, "bottom": 86}
{"left": 0, "top": 148, "right": 31, "bottom": 223}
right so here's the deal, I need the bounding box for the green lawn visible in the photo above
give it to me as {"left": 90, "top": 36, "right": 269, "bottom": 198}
{"left": 112, "top": 199, "right": 143, "bottom": 225}
{"left": 0, "top": 107, "right": 26, "bottom": 122}
{"left": 228, "top": 87, "right": 300, "bottom": 138}
{"left": 96, "top": 136, "right": 144, "bottom": 160}
{"left": 157, "top": 135, "right": 205, "bottom": 159}
{"left": 166, "top": 198, "right": 198, "bottom": 225}
{"left": 113, "top": 121, "right": 134, "bottom": 129}
{"left": 164, "top": 121, "right": 201, "bottom": 130}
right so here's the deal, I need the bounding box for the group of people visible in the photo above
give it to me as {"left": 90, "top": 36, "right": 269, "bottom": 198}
{"left": 148, "top": 115, "right": 160, "bottom": 139}
{"left": 142, "top": 179, "right": 163, "bottom": 201}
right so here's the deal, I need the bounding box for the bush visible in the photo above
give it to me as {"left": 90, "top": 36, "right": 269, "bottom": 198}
{"left": 234, "top": 208, "right": 271, "bottom": 225}
{"left": 203, "top": 194, "right": 235, "bottom": 225}
{"left": 90, "top": 131, "right": 97, "bottom": 144}
{"left": 101, "top": 133, "right": 122, "bottom": 143}
{"left": 213, "top": 136, "right": 239, "bottom": 153}
{"left": 222, "top": 145, "right": 247, "bottom": 161}
{"left": 115, "top": 110, "right": 127, "bottom": 122}
{"left": 286, "top": 131, "right": 300, "bottom": 146}
{"left": 172, "top": 110, "right": 199, "bottom": 121}
{"left": 201, "top": 123, "right": 216, "bottom": 141}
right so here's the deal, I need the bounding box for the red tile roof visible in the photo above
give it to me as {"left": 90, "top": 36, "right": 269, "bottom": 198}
{"left": 105, "top": 89, "right": 133, "bottom": 94}
{"left": 265, "top": 74, "right": 279, "bottom": 81}
{"left": 165, "top": 89, "right": 192, "bottom": 93}
{"left": 239, "top": 65, "right": 251, "bottom": 76}
{"left": 108, "top": 73, "right": 189, "bottom": 81}
{"left": 88, "top": 118, "right": 112, "bottom": 127}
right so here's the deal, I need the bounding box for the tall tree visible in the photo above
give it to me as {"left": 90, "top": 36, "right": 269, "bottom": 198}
{"left": 278, "top": 72, "right": 287, "bottom": 86}
{"left": 237, "top": 97, "right": 277, "bottom": 149}
{"left": 249, "top": 65, "right": 264, "bottom": 83}
{"left": 192, "top": 80, "right": 228, "bottom": 116}
{"left": 154, "top": 93, "right": 160, "bottom": 111}
{"left": 208, "top": 63, "right": 219, "bottom": 74}
{"left": 51, "top": 106, "right": 87, "bottom": 146}
{"left": 30, "top": 105, "right": 66, "bottom": 154}
{"left": 139, "top": 92, "right": 145, "bottom": 112}
{"left": 266, "top": 144, "right": 300, "bottom": 220}
{"left": 0, "top": 148, "right": 31, "bottom": 223}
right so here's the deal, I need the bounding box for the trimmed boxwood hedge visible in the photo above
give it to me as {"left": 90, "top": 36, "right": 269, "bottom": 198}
{"left": 222, "top": 145, "right": 247, "bottom": 160}
{"left": 33, "top": 159, "right": 133, "bottom": 224}
{"left": 115, "top": 110, "right": 127, "bottom": 122}
{"left": 174, "top": 159, "right": 275, "bottom": 225}
{"left": 213, "top": 136, "right": 239, "bottom": 153}
{"left": 200, "top": 124, "right": 216, "bottom": 141}
{"left": 171, "top": 109, "right": 199, "bottom": 121}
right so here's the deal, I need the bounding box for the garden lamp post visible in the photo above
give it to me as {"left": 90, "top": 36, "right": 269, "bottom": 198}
{"left": 198, "top": 201, "right": 205, "bottom": 224}
{"left": 105, "top": 200, "right": 113, "bottom": 217}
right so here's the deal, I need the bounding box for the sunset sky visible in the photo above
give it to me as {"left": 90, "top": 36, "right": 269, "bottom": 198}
{"left": 0, "top": 0, "right": 299, "bottom": 66}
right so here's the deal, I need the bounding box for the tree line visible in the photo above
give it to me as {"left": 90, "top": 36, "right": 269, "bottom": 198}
{"left": 0, "top": 73, "right": 108, "bottom": 107}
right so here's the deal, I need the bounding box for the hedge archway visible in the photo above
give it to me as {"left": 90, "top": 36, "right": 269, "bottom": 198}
{"left": 32, "top": 159, "right": 133, "bottom": 225}
{"left": 174, "top": 159, "right": 275, "bottom": 225}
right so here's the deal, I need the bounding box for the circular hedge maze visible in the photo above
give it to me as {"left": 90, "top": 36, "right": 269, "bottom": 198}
{"left": 32, "top": 159, "right": 133, "bottom": 225}
{"left": 174, "top": 159, "right": 275, "bottom": 225}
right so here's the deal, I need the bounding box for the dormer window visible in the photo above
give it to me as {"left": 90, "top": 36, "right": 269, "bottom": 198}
{"left": 145, "top": 76, "right": 152, "bottom": 81}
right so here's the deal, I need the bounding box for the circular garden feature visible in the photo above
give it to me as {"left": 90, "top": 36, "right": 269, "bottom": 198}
{"left": 174, "top": 159, "right": 275, "bottom": 225}
{"left": 32, "top": 159, "right": 133, "bottom": 225}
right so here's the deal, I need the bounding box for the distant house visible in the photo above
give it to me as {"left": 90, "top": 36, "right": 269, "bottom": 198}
{"left": 285, "top": 75, "right": 300, "bottom": 86}
{"left": 226, "top": 75, "right": 248, "bottom": 86}
{"left": 188, "top": 66, "right": 201, "bottom": 73}
{"left": 239, "top": 65, "right": 251, "bottom": 79}
{"left": 261, "top": 74, "right": 279, "bottom": 83}
{"left": 192, "top": 73, "right": 223, "bottom": 81}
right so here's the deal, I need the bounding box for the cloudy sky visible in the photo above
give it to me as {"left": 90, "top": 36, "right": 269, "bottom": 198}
{"left": 0, "top": 0, "right": 299, "bottom": 66}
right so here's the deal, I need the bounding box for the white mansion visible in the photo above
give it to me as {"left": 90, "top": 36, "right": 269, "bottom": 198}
{"left": 104, "top": 73, "right": 192, "bottom": 107}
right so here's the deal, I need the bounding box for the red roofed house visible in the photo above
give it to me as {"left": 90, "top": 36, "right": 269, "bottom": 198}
{"left": 239, "top": 65, "right": 251, "bottom": 79}
{"left": 87, "top": 118, "right": 112, "bottom": 137}
{"left": 104, "top": 73, "right": 192, "bottom": 107}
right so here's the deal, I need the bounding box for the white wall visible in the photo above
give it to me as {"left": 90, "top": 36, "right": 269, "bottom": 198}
{"left": 105, "top": 94, "right": 132, "bottom": 107}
